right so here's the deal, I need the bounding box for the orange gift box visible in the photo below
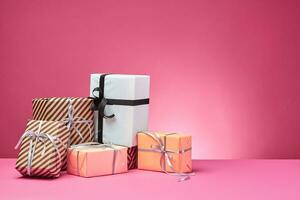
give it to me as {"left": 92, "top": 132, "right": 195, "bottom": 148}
{"left": 137, "top": 131, "right": 192, "bottom": 173}
{"left": 67, "top": 143, "right": 128, "bottom": 177}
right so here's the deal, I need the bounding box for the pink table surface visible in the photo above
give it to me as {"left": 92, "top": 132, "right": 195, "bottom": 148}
{"left": 0, "top": 159, "right": 299, "bottom": 200}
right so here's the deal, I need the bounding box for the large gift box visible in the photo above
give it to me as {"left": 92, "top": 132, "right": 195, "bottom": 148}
{"left": 67, "top": 143, "right": 128, "bottom": 177}
{"left": 137, "top": 131, "right": 192, "bottom": 173}
{"left": 90, "top": 74, "right": 150, "bottom": 169}
{"left": 32, "top": 97, "right": 94, "bottom": 145}
{"left": 15, "top": 120, "right": 70, "bottom": 178}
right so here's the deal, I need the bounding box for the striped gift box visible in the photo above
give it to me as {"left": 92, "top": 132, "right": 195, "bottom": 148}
{"left": 32, "top": 97, "right": 95, "bottom": 170}
{"left": 15, "top": 120, "right": 70, "bottom": 178}
{"left": 32, "top": 97, "right": 94, "bottom": 145}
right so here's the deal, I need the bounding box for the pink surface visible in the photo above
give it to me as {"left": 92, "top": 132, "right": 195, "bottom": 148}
{"left": 1, "top": 0, "right": 300, "bottom": 159}
{"left": 1, "top": 159, "right": 299, "bottom": 200}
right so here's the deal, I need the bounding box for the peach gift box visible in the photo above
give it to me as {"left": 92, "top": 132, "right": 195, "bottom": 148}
{"left": 67, "top": 143, "right": 128, "bottom": 177}
{"left": 137, "top": 131, "right": 192, "bottom": 173}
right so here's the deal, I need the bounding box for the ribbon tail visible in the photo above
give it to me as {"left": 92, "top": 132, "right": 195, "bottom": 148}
{"left": 178, "top": 175, "right": 190, "bottom": 182}
{"left": 26, "top": 140, "right": 33, "bottom": 176}
{"left": 15, "top": 138, "right": 23, "bottom": 149}
{"left": 27, "top": 139, "right": 37, "bottom": 176}
{"left": 45, "top": 133, "right": 63, "bottom": 168}
{"left": 15, "top": 131, "right": 32, "bottom": 149}
{"left": 73, "top": 126, "right": 84, "bottom": 142}
{"left": 164, "top": 152, "right": 195, "bottom": 182}
{"left": 99, "top": 98, "right": 115, "bottom": 119}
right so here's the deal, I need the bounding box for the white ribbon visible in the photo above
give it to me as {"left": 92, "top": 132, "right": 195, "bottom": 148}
{"left": 64, "top": 98, "right": 94, "bottom": 144}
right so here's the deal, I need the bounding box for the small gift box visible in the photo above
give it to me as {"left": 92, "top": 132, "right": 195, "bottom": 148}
{"left": 32, "top": 97, "right": 94, "bottom": 145}
{"left": 89, "top": 74, "right": 150, "bottom": 169}
{"left": 15, "top": 120, "right": 69, "bottom": 178}
{"left": 67, "top": 143, "right": 128, "bottom": 177}
{"left": 138, "top": 131, "right": 193, "bottom": 174}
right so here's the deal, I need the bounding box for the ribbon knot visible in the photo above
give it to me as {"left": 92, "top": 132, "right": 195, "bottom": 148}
{"left": 90, "top": 87, "right": 115, "bottom": 119}
{"left": 64, "top": 98, "right": 94, "bottom": 143}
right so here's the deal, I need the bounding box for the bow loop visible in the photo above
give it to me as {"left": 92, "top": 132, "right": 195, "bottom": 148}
{"left": 90, "top": 90, "right": 115, "bottom": 119}
{"left": 90, "top": 87, "right": 103, "bottom": 111}
{"left": 92, "top": 87, "right": 103, "bottom": 98}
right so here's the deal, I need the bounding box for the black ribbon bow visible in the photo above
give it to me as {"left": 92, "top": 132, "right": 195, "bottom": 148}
{"left": 90, "top": 87, "right": 115, "bottom": 119}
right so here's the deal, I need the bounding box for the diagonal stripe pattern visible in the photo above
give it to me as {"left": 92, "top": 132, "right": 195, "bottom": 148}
{"left": 32, "top": 97, "right": 94, "bottom": 145}
{"left": 15, "top": 120, "right": 70, "bottom": 178}
{"left": 31, "top": 97, "right": 95, "bottom": 170}
{"left": 127, "top": 146, "right": 138, "bottom": 169}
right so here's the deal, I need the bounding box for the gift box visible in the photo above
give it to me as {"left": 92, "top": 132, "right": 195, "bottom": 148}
{"left": 137, "top": 131, "right": 192, "bottom": 173}
{"left": 90, "top": 74, "right": 150, "bottom": 169}
{"left": 67, "top": 143, "right": 128, "bottom": 177}
{"left": 32, "top": 97, "right": 94, "bottom": 145}
{"left": 15, "top": 120, "right": 70, "bottom": 178}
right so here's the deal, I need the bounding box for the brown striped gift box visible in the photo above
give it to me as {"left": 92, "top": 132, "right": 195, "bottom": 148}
{"left": 15, "top": 120, "right": 70, "bottom": 178}
{"left": 32, "top": 97, "right": 94, "bottom": 145}
{"left": 32, "top": 97, "right": 95, "bottom": 170}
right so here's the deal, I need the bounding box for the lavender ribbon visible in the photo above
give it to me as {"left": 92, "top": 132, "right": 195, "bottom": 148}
{"left": 138, "top": 131, "right": 195, "bottom": 182}
{"left": 15, "top": 121, "right": 64, "bottom": 176}
{"left": 64, "top": 98, "right": 94, "bottom": 144}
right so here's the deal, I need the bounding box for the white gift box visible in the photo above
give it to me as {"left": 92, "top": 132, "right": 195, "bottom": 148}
{"left": 90, "top": 73, "right": 150, "bottom": 147}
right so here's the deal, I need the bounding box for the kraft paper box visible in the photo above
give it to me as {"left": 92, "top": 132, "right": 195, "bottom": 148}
{"left": 15, "top": 120, "right": 70, "bottom": 178}
{"left": 137, "top": 131, "right": 192, "bottom": 173}
{"left": 67, "top": 143, "right": 128, "bottom": 177}
{"left": 90, "top": 74, "right": 149, "bottom": 169}
{"left": 32, "top": 97, "right": 94, "bottom": 145}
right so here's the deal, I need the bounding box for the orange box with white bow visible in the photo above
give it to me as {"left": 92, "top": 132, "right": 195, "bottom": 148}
{"left": 137, "top": 132, "right": 192, "bottom": 173}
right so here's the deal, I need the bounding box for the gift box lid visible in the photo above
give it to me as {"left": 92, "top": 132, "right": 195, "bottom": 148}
{"left": 69, "top": 142, "right": 128, "bottom": 152}
{"left": 32, "top": 97, "right": 91, "bottom": 102}
{"left": 137, "top": 131, "right": 192, "bottom": 153}
{"left": 90, "top": 73, "right": 150, "bottom": 100}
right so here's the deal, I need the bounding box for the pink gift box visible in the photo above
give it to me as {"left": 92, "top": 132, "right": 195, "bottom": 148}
{"left": 67, "top": 143, "right": 128, "bottom": 177}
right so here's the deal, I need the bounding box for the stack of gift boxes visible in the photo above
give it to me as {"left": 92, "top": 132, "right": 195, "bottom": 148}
{"left": 15, "top": 74, "right": 193, "bottom": 180}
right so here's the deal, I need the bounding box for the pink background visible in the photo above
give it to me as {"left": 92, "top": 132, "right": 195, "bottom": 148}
{"left": 0, "top": 0, "right": 299, "bottom": 159}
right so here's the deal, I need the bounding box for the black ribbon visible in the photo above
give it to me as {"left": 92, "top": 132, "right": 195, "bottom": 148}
{"left": 90, "top": 74, "right": 113, "bottom": 143}
{"left": 91, "top": 87, "right": 115, "bottom": 119}
{"left": 90, "top": 74, "right": 150, "bottom": 143}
